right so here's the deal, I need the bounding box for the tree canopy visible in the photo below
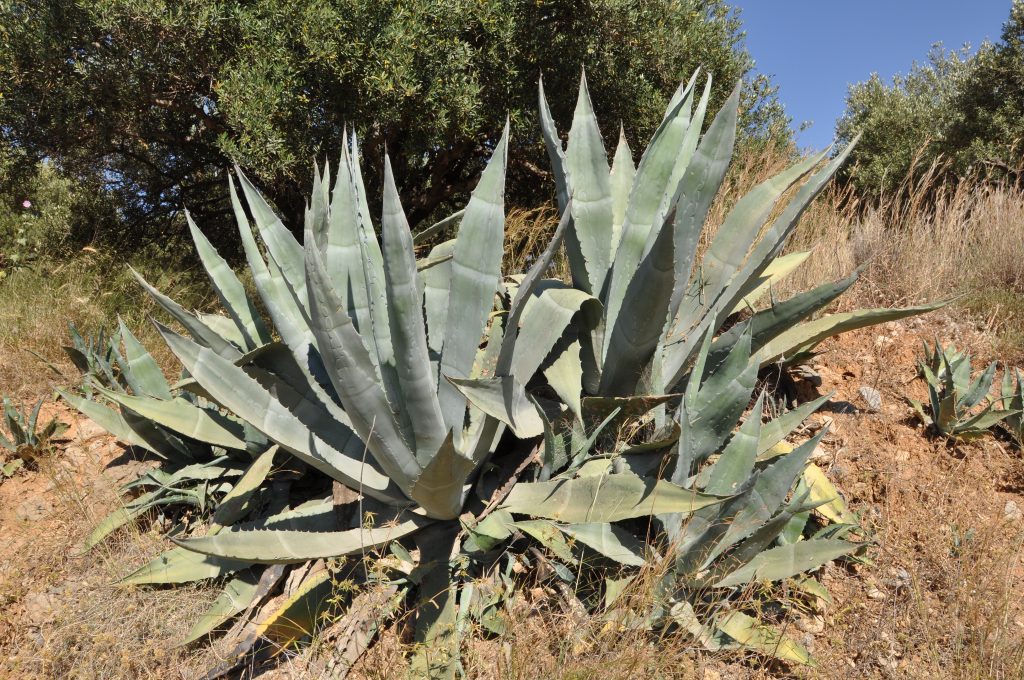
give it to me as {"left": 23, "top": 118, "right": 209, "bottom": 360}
{"left": 837, "top": 0, "right": 1024, "bottom": 197}
{"left": 0, "top": 0, "right": 787, "bottom": 251}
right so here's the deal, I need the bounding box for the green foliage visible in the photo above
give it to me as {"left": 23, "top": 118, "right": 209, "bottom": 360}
{"left": 0, "top": 0, "right": 788, "bottom": 251}
{"left": 0, "top": 162, "right": 115, "bottom": 274}
{"left": 60, "top": 73, "right": 916, "bottom": 674}
{"left": 0, "top": 396, "right": 67, "bottom": 478}
{"left": 910, "top": 341, "right": 1017, "bottom": 441}
{"left": 837, "top": 1, "right": 1024, "bottom": 196}
{"left": 1000, "top": 367, "right": 1024, "bottom": 447}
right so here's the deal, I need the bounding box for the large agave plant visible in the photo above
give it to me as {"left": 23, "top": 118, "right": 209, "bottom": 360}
{"left": 63, "top": 74, "right": 918, "bottom": 675}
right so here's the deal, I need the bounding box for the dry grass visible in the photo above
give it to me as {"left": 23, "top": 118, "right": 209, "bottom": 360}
{"left": 0, "top": 250, "right": 214, "bottom": 401}
{"left": 0, "top": 416, "right": 222, "bottom": 679}
{"left": 783, "top": 165, "right": 1024, "bottom": 357}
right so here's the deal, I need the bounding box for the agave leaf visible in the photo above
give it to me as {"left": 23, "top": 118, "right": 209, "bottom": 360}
{"left": 463, "top": 508, "right": 516, "bottom": 553}
{"left": 545, "top": 340, "right": 585, "bottom": 422}
{"left": 759, "top": 301, "right": 948, "bottom": 366}
{"left": 802, "top": 463, "right": 857, "bottom": 525}
{"left": 609, "top": 127, "right": 635, "bottom": 252}
{"left": 232, "top": 178, "right": 311, "bottom": 354}
{"left": 413, "top": 208, "right": 465, "bottom": 245}
{"left": 538, "top": 76, "right": 569, "bottom": 215}
{"left": 117, "top": 319, "right": 172, "bottom": 399}
{"left": 349, "top": 131, "right": 396, "bottom": 377}
{"left": 670, "top": 474, "right": 760, "bottom": 573}
{"left": 709, "top": 270, "right": 859, "bottom": 373}
{"left": 304, "top": 239, "right": 421, "bottom": 492}
{"left": 93, "top": 386, "right": 248, "bottom": 451}
{"left": 676, "top": 327, "right": 758, "bottom": 477}
{"left": 603, "top": 79, "right": 704, "bottom": 348}
{"left": 256, "top": 569, "right": 335, "bottom": 644}
{"left": 187, "top": 212, "right": 270, "bottom": 350}
{"left": 700, "top": 153, "right": 824, "bottom": 306}
{"left": 728, "top": 251, "right": 812, "bottom": 316}
{"left": 121, "top": 544, "right": 250, "bottom": 585}
{"left": 214, "top": 446, "right": 278, "bottom": 526}
{"left": 560, "top": 522, "right": 646, "bottom": 566}
{"left": 58, "top": 389, "right": 175, "bottom": 459}
{"left": 437, "top": 124, "right": 508, "bottom": 439}
{"left": 409, "top": 431, "right": 474, "bottom": 520}
{"left": 665, "top": 80, "right": 738, "bottom": 324}
{"left": 196, "top": 312, "right": 249, "bottom": 350}
{"left": 381, "top": 155, "right": 447, "bottom": 460}
{"left": 711, "top": 493, "right": 825, "bottom": 577}
{"left": 960, "top": 361, "right": 998, "bottom": 410}
{"left": 421, "top": 239, "right": 457, "bottom": 384}
{"left": 664, "top": 143, "right": 862, "bottom": 387}
{"left": 717, "top": 611, "right": 815, "bottom": 666}
{"left": 512, "top": 284, "right": 600, "bottom": 383}
{"left": 714, "top": 539, "right": 859, "bottom": 588}
{"left": 653, "top": 73, "right": 707, "bottom": 240}
{"left": 158, "top": 330, "right": 404, "bottom": 503}
{"left": 181, "top": 570, "right": 261, "bottom": 645}
{"left": 564, "top": 70, "right": 615, "bottom": 295}
{"left": 955, "top": 407, "right": 1017, "bottom": 436}
{"left": 757, "top": 393, "right": 831, "bottom": 458}
{"left": 447, "top": 376, "right": 543, "bottom": 438}
{"left": 504, "top": 472, "right": 725, "bottom": 523}
{"left": 599, "top": 214, "right": 676, "bottom": 397}
{"left": 702, "top": 394, "right": 763, "bottom": 495}
{"left": 515, "top": 519, "right": 576, "bottom": 562}
{"left": 130, "top": 267, "right": 241, "bottom": 360}
{"left": 81, "top": 488, "right": 174, "bottom": 551}
{"left": 235, "top": 168, "right": 308, "bottom": 315}
{"left": 177, "top": 516, "right": 431, "bottom": 564}
{"left": 704, "top": 431, "right": 824, "bottom": 566}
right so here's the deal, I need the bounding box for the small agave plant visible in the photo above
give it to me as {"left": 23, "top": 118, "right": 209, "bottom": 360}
{"left": 910, "top": 341, "right": 1017, "bottom": 440}
{"left": 0, "top": 396, "right": 67, "bottom": 478}
{"left": 62, "top": 72, "right": 932, "bottom": 676}
{"left": 1000, "top": 367, "right": 1024, "bottom": 446}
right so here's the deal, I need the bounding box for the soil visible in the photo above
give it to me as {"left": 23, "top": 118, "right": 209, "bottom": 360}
{"left": 0, "top": 312, "right": 1022, "bottom": 679}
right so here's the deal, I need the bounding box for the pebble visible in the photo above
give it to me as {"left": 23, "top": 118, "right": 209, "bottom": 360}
{"left": 796, "top": 615, "right": 826, "bottom": 634}
{"left": 859, "top": 386, "right": 882, "bottom": 412}
{"left": 15, "top": 497, "right": 52, "bottom": 521}
{"left": 866, "top": 585, "right": 886, "bottom": 600}
{"left": 1004, "top": 500, "right": 1022, "bottom": 522}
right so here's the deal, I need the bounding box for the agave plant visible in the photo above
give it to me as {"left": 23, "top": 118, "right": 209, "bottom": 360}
{"left": 536, "top": 72, "right": 942, "bottom": 422}
{"left": 63, "top": 74, "right": 897, "bottom": 675}
{"left": 910, "top": 341, "right": 1017, "bottom": 440}
{"left": 0, "top": 396, "right": 67, "bottom": 478}
{"left": 1000, "top": 367, "right": 1024, "bottom": 446}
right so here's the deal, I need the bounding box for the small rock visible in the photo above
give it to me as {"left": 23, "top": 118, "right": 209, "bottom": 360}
{"left": 859, "top": 386, "right": 882, "bottom": 412}
{"left": 796, "top": 615, "right": 825, "bottom": 635}
{"left": 810, "top": 445, "right": 832, "bottom": 464}
{"left": 15, "top": 497, "right": 52, "bottom": 521}
{"left": 73, "top": 418, "right": 108, "bottom": 441}
{"left": 1004, "top": 500, "right": 1022, "bottom": 522}
{"left": 866, "top": 585, "right": 886, "bottom": 600}
{"left": 22, "top": 591, "right": 57, "bottom": 626}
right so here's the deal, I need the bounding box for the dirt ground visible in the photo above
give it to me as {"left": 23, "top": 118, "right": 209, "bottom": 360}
{"left": 1, "top": 312, "right": 1022, "bottom": 679}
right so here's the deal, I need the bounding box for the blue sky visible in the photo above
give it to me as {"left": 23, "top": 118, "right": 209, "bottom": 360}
{"left": 732, "top": 1, "right": 1012, "bottom": 149}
